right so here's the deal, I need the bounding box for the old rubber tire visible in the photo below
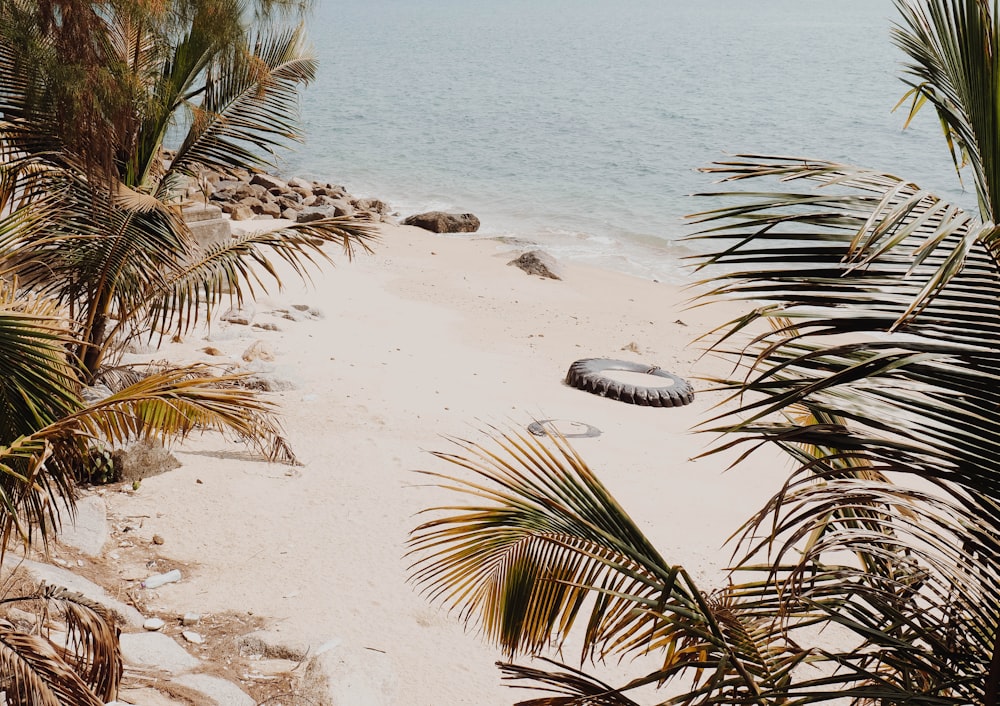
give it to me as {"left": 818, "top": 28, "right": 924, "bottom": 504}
{"left": 565, "top": 358, "right": 694, "bottom": 407}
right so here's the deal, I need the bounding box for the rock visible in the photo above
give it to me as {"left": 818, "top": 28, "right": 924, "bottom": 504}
{"left": 173, "top": 673, "right": 255, "bottom": 706}
{"left": 20, "top": 559, "right": 144, "bottom": 628}
{"left": 281, "top": 207, "right": 299, "bottom": 220}
{"left": 152, "top": 534, "right": 165, "bottom": 545}
{"left": 120, "top": 631, "right": 200, "bottom": 673}
{"left": 241, "top": 340, "right": 275, "bottom": 363}
{"left": 353, "top": 197, "right": 389, "bottom": 215}
{"left": 243, "top": 372, "right": 296, "bottom": 392}
{"left": 221, "top": 203, "right": 254, "bottom": 221}
{"left": 507, "top": 250, "right": 562, "bottom": 280}
{"left": 221, "top": 305, "right": 254, "bottom": 326}
{"left": 214, "top": 179, "right": 243, "bottom": 193}
{"left": 255, "top": 199, "right": 282, "bottom": 218}
{"left": 182, "top": 612, "right": 201, "bottom": 626}
{"left": 144, "top": 617, "right": 166, "bottom": 631}
{"left": 182, "top": 630, "right": 204, "bottom": 644}
{"left": 300, "top": 641, "right": 397, "bottom": 706}
{"left": 296, "top": 206, "right": 336, "bottom": 223}
{"left": 312, "top": 183, "right": 348, "bottom": 198}
{"left": 113, "top": 439, "right": 181, "bottom": 483}
{"left": 237, "top": 630, "right": 311, "bottom": 661}
{"left": 202, "top": 346, "right": 224, "bottom": 356}
{"left": 330, "top": 199, "right": 356, "bottom": 217}
{"left": 250, "top": 172, "right": 288, "bottom": 192}
{"left": 236, "top": 196, "right": 263, "bottom": 214}
{"left": 56, "top": 494, "right": 108, "bottom": 557}
{"left": 287, "top": 176, "right": 313, "bottom": 191}
{"left": 403, "top": 210, "right": 480, "bottom": 233}
{"left": 234, "top": 183, "right": 266, "bottom": 200}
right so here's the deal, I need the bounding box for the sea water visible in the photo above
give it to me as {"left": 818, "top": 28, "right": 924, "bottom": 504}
{"left": 281, "top": 0, "right": 969, "bottom": 281}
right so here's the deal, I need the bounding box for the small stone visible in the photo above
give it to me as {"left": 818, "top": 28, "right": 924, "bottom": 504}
{"left": 221, "top": 306, "right": 254, "bottom": 326}
{"left": 242, "top": 340, "right": 275, "bottom": 363}
{"left": 182, "top": 630, "right": 204, "bottom": 644}
{"left": 202, "top": 346, "right": 224, "bottom": 356}
{"left": 143, "top": 617, "right": 165, "bottom": 631}
{"left": 182, "top": 613, "right": 201, "bottom": 626}
{"left": 152, "top": 534, "right": 165, "bottom": 545}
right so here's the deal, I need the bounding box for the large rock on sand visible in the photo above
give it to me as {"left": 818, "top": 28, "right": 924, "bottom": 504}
{"left": 403, "top": 211, "right": 480, "bottom": 233}
{"left": 508, "top": 250, "right": 562, "bottom": 280}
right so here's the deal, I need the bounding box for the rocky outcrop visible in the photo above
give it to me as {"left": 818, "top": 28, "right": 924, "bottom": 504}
{"left": 173, "top": 159, "right": 393, "bottom": 225}
{"left": 508, "top": 249, "right": 562, "bottom": 280}
{"left": 403, "top": 210, "right": 480, "bottom": 233}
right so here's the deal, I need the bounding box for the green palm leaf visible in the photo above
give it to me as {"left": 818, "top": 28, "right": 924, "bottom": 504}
{"left": 171, "top": 25, "right": 316, "bottom": 175}
{"left": 408, "top": 429, "right": 811, "bottom": 703}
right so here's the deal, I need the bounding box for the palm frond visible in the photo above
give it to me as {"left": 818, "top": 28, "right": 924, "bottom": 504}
{"left": 135, "top": 216, "right": 378, "bottom": 342}
{"left": 686, "top": 152, "right": 1000, "bottom": 700}
{"left": 408, "top": 429, "right": 813, "bottom": 703}
{"left": 171, "top": 25, "right": 316, "bottom": 174}
{"left": 0, "top": 280, "right": 81, "bottom": 444}
{"left": 892, "top": 0, "right": 1000, "bottom": 219}
{"left": 498, "top": 658, "right": 641, "bottom": 706}
{"left": 0, "top": 583, "right": 121, "bottom": 702}
{"left": 0, "top": 626, "right": 104, "bottom": 706}
{"left": 43, "top": 364, "right": 297, "bottom": 464}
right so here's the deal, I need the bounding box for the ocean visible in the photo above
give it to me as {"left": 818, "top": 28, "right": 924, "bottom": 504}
{"left": 280, "top": 0, "right": 969, "bottom": 282}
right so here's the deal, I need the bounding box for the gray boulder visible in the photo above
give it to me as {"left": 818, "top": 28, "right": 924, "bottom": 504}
{"left": 403, "top": 211, "right": 480, "bottom": 233}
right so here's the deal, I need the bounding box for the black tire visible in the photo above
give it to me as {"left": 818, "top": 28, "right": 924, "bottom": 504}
{"left": 565, "top": 358, "right": 694, "bottom": 407}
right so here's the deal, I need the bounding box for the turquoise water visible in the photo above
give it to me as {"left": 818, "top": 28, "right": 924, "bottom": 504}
{"left": 282, "top": 0, "right": 968, "bottom": 281}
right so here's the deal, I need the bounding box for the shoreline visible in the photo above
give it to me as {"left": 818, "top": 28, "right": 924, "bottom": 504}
{"left": 51, "top": 218, "right": 785, "bottom": 704}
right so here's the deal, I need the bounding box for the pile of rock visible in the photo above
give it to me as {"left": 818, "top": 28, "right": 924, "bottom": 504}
{"left": 175, "top": 161, "right": 393, "bottom": 224}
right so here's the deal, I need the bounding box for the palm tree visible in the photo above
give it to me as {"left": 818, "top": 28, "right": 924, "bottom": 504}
{"left": 408, "top": 1, "right": 1000, "bottom": 703}
{"left": 0, "top": 0, "right": 376, "bottom": 382}
{"left": 0, "top": 277, "right": 313, "bottom": 703}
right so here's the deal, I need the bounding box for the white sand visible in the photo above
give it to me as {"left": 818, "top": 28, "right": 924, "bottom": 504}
{"left": 102, "top": 221, "right": 788, "bottom": 704}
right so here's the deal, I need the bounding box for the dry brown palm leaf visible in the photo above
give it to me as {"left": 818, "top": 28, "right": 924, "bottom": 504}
{"left": 0, "top": 625, "right": 105, "bottom": 706}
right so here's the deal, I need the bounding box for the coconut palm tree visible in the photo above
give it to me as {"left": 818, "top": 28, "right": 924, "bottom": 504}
{"left": 0, "top": 273, "right": 314, "bottom": 703}
{"left": 408, "top": 1, "right": 1000, "bottom": 703}
{"left": 0, "top": 0, "right": 376, "bottom": 382}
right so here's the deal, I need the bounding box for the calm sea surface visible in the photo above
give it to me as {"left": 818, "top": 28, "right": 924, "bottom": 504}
{"left": 281, "top": 0, "right": 969, "bottom": 281}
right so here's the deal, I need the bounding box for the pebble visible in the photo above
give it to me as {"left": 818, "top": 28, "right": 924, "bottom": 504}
{"left": 182, "top": 630, "right": 204, "bottom": 644}
{"left": 143, "top": 617, "right": 165, "bottom": 631}
{"left": 152, "top": 534, "right": 165, "bottom": 545}
{"left": 182, "top": 612, "right": 201, "bottom": 626}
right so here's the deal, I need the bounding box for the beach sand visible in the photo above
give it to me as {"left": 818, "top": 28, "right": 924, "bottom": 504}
{"left": 96, "top": 220, "right": 788, "bottom": 704}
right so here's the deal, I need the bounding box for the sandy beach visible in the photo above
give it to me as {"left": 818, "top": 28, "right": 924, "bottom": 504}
{"left": 85, "top": 220, "right": 788, "bottom": 705}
